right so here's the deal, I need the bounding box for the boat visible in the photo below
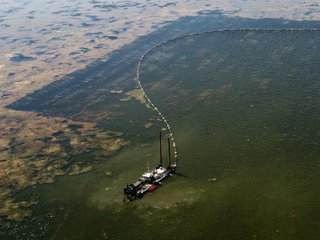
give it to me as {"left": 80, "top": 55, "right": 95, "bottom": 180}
{"left": 123, "top": 131, "right": 176, "bottom": 201}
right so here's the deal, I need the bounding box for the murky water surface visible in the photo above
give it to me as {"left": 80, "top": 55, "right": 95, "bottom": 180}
{"left": 3, "top": 19, "right": 320, "bottom": 240}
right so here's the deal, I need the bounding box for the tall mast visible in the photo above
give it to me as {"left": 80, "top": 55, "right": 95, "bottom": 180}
{"left": 168, "top": 137, "right": 171, "bottom": 168}
{"left": 159, "top": 130, "right": 163, "bottom": 166}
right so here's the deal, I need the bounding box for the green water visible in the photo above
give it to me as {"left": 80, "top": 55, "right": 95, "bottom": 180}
{"left": 4, "top": 30, "right": 320, "bottom": 239}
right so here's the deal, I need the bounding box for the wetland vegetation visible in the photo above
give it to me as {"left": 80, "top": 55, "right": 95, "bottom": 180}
{"left": 1, "top": 11, "right": 320, "bottom": 240}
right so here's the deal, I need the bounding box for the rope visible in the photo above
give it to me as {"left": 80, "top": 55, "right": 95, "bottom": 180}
{"left": 136, "top": 28, "right": 320, "bottom": 167}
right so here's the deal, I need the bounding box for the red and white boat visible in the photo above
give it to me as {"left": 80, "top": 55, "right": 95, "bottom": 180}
{"left": 123, "top": 131, "right": 177, "bottom": 201}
